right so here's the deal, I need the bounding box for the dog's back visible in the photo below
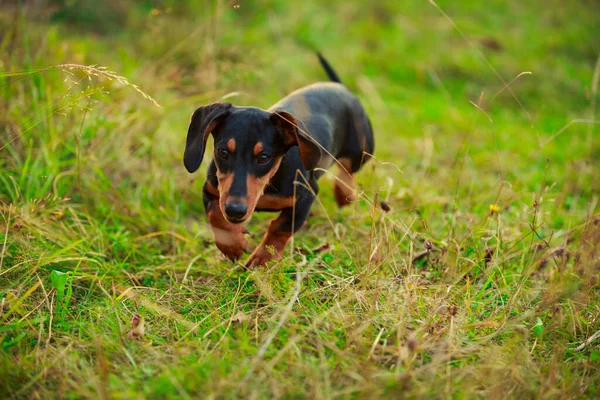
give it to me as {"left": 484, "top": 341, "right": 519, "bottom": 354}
{"left": 269, "top": 58, "right": 374, "bottom": 172}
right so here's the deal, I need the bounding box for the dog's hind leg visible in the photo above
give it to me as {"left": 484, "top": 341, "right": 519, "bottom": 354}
{"left": 334, "top": 103, "right": 374, "bottom": 207}
{"left": 334, "top": 157, "right": 357, "bottom": 207}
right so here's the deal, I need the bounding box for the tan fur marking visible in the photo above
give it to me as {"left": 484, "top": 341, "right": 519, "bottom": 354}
{"left": 206, "top": 181, "right": 220, "bottom": 196}
{"left": 246, "top": 175, "right": 261, "bottom": 212}
{"left": 256, "top": 195, "right": 295, "bottom": 210}
{"left": 216, "top": 172, "right": 234, "bottom": 195}
{"left": 334, "top": 157, "right": 357, "bottom": 207}
{"left": 253, "top": 142, "right": 264, "bottom": 156}
{"left": 289, "top": 94, "right": 311, "bottom": 122}
{"left": 227, "top": 138, "right": 236, "bottom": 153}
{"left": 216, "top": 171, "right": 235, "bottom": 217}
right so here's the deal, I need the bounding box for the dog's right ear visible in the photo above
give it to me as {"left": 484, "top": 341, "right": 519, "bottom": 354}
{"left": 184, "top": 102, "right": 233, "bottom": 173}
{"left": 270, "top": 111, "right": 322, "bottom": 171}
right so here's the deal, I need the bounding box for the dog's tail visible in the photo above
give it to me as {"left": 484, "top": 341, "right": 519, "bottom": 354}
{"left": 316, "top": 52, "right": 342, "bottom": 84}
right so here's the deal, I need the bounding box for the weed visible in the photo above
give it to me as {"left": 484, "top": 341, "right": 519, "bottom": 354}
{"left": 50, "top": 270, "right": 73, "bottom": 323}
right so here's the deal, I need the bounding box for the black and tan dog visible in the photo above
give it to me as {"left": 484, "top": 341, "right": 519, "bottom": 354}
{"left": 184, "top": 54, "right": 374, "bottom": 268}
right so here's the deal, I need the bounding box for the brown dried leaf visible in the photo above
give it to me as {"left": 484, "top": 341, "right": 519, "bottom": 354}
{"left": 231, "top": 312, "right": 250, "bottom": 324}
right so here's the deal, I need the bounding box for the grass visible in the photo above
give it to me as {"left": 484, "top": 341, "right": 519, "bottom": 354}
{"left": 1, "top": 0, "right": 599, "bottom": 398}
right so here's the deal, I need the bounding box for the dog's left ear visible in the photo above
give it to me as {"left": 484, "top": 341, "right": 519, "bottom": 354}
{"left": 270, "top": 111, "right": 322, "bottom": 170}
{"left": 184, "top": 102, "right": 233, "bottom": 173}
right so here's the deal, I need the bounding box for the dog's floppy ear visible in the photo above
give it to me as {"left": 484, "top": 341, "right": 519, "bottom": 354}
{"left": 270, "top": 111, "right": 322, "bottom": 171}
{"left": 184, "top": 102, "right": 232, "bottom": 173}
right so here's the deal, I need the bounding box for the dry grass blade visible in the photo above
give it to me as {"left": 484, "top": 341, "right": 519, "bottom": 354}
{"left": 0, "top": 63, "right": 161, "bottom": 108}
{"left": 54, "top": 64, "right": 161, "bottom": 108}
{"left": 574, "top": 329, "right": 600, "bottom": 352}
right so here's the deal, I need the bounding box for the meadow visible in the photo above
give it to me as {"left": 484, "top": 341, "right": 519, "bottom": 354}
{"left": 1, "top": 0, "right": 599, "bottom": 398}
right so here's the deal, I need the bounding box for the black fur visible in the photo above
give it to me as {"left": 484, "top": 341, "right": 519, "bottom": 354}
{"left": 317, "top": 52, "right": 342, "bottom": 84}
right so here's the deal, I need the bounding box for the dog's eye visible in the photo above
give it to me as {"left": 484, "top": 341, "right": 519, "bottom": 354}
{"left": 257, "top": 153, "right": 271, "bottom": 165}
{"left": 217, "top": 149, "right": 229, "bottom": 159}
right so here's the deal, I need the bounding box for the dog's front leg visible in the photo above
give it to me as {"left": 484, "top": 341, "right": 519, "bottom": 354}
{"left": 203, "top": 183, "right": 248, "bottom": 260}
{"left": 245, "top": 193, "right": 315, "bottom": 269}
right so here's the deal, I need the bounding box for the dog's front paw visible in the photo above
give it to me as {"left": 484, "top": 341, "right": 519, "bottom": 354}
{"left": 245, "top": 245, "right": 279, "bottom": 269}
{"left": 215, "top": 234, "right": 248, "bottom": 261}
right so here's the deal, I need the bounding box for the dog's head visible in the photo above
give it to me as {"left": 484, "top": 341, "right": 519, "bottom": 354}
{"left": 184, "top": 102, "right": 321, "bottom": 223}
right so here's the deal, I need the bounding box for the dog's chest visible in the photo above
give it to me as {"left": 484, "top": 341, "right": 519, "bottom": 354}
{"left": 255, "top": 194, "right": 295, "bottom": 211}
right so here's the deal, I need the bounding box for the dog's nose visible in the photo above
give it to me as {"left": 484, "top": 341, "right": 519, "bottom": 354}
{"left": 224, "top": 202, "right": 248, "bottom": 221}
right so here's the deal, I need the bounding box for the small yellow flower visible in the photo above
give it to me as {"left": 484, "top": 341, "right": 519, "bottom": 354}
{"left": 489, "top": 204, "right": 500, "bottom": 214}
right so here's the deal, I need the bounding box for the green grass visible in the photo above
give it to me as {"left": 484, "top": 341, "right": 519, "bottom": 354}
{"left": 1, "top": 0, "right": 599, "bottom": 398}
